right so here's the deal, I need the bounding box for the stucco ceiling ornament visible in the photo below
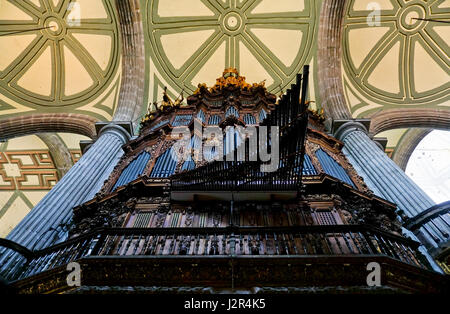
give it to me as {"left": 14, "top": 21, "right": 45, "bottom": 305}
{"left": 343, "top": 0, "right": 449, "bottom": 116}
{"left": 0, "top": 0, "right": 120, "bottom": 119}
{"left": 146, "top": 0, "right": 317, "bottom": 98}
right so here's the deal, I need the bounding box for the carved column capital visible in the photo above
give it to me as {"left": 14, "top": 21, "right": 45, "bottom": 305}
{"left": 80, "top": 122, "right": 134, "bottom": 155}
{"left": 332, "top": 119, "right": 371, "bottom": 142}
{"left": 96, "top": 121, "right": 133, "bottom": 144}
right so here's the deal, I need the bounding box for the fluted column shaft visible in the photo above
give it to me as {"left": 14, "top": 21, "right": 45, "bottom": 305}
{"left": 0, "top": 124, "right": 131, "bottom": 278}
{"left": 337, "top": 122, "right": 449, "bottom": 256}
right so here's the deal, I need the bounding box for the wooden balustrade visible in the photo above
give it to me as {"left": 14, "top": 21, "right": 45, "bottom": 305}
{"left": 3, "top": 224, "right": 428, "bottom": 281}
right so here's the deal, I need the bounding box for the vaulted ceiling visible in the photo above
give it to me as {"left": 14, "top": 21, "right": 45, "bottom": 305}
{"left": 0, "top": 0, "right": 448, "bottom": 127}
{"left": 0, "top": 0, "right": 121, "bottom": 121}
{"left": 342, "top": 0, "right": 450, "bottom": 118}
{"left": 144, "top": 0, "right": 319, "bottom": 103}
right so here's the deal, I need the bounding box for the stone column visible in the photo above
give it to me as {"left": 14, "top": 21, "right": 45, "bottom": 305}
{"left": 114, "top": 0, "right": 146, "bottom": 126}
{"left": 317, "top": 0, "right": 352, "bottom": 121}
{"left": 335, "top": 121, "right": 448, "bottom": 272}
{"left": 0, "top": 123, "right": 132, "bottom": 278}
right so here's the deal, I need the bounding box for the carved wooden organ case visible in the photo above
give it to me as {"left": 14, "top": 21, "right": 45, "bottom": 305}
{"left": 67, "top": 68, "right": 429, "bottom": 269}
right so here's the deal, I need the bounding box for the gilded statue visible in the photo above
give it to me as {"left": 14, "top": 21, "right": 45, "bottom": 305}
{"left": 159, "top": 87, "right": 183, "bottom": 111}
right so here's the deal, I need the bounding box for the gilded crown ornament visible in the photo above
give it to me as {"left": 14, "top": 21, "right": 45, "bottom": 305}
{"left": 194, "top": 68, "right": 267, "bottom": 94}
{"left": 141, "top": 87, "right": 184, "bottom": 126}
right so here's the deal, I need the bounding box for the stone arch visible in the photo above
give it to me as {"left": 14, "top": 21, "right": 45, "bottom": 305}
{"left": 0, "top": 113, "right": 97, "bottom": 141}
{"left": 369, "top": 109, "right": 450, "bottom": 134}
{"left": 36, "top": 133, "right": 74, "bottom": 179}
{"left": 391, "top": 128, "right": 432, "bottom": 171}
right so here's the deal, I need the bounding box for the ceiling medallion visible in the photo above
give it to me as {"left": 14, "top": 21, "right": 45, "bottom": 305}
{"left": 398, "top": 3, "right": 428, "bottom": 35}
{"left": 43, "top": 16, "right": 65, "bottom": 39}
{"left": 220, "top": 10, "right": 244, "bottom": 35}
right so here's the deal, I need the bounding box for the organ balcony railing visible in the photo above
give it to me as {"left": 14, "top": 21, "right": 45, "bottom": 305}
{"left": 403, "top": 201, "right": 450, "bottom": 273}
{"left": 0, "top": 224, "right": 431, "bottom": 282}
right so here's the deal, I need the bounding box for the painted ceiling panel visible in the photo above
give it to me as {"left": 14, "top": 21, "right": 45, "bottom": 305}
{"left": 346, "top": 26, "right": 390, "bottom": 70}
{"left": 16, "top": 44, "right": 54, "bottom": 97}
{"left": 0, "top": 34, "right": 37, "bottom": 72}
{"left": 160, "top": 29, "right": 216, "bottom": 71}
{"left": 343, "top": 0, "right": 450, "bottom": 118}
{"left": 191, "top": 40, "right": 227, "bottom": 87}
{"left": 239, "top": 40, "right": 274, "bottom": 86}
{"left": 71, "top": 32, "right": 113, "bottom": 72}
{"left": 51, "top": 0, "right": 61, "bottom": 8}
{"left": 366, "top": 40, "right": 401, "bottom": 95}
{"left": 352, "top": 0, "right": 394, "bottom": 11}
{"left": 0, "top": 0, "right": 447, "bottom": 126}
{"left": 248, "top": 27, "right": 304, "bottom": 68}
{"left": 144, "top": 0, "right": 318, "bottom": 106}
{"left": 75, "top": 0, "right": 108, "bottom": 20}
{"left": 0, "top": 196, "right": 30, "bottom": 238}
{"left": 0, "top": 0, "right": 121, "bottom": 121}
{"left": 62, "top": 43, "right": 95, "bottom": 96}
{"left": 250, "top": 0, "right": 305, "bottom": 14}
{"left": 157, "top": 0, "right": 215, "bottom": 17}
{"left": 0, "top": 1, "right": 34, "bottom": 20}
{"left": 431, "top": 25, "right": 449, "bottom": 50}
{"left": 413, "top": 39, "right": 449, "bottom": 94}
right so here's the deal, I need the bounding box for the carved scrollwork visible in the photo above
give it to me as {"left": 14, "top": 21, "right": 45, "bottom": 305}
{"left": 335, "top": 193, "right": 401, "bottom": 233}
{"left": 305, "top": 141, "right": 325, "bottom": 173}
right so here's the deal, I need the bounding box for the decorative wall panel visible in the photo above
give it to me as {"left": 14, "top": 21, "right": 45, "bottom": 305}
{"left": 0, "top": 134, "right": 83, "bottom": 237}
